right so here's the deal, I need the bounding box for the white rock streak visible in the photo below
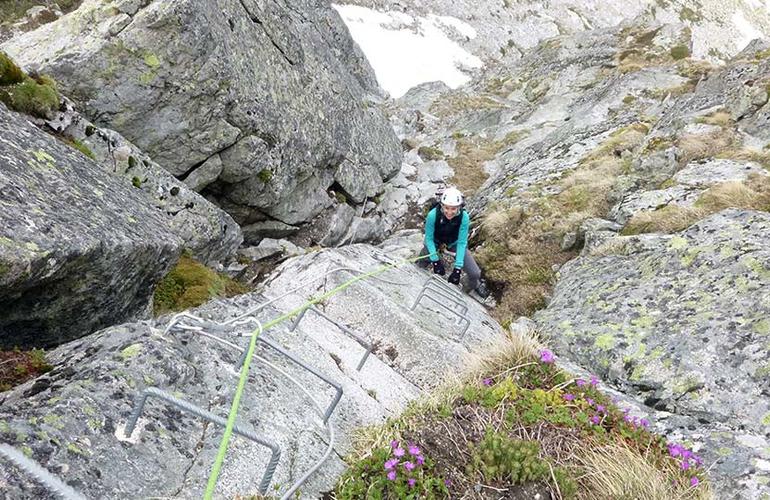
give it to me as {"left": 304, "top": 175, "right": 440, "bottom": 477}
{"left": 332, "top": 4, "right": 482, "bottom": 98}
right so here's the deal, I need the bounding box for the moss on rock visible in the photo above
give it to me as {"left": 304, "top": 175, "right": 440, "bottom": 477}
{"left": 153, "top": 255, "right": 248, "bottom": 316}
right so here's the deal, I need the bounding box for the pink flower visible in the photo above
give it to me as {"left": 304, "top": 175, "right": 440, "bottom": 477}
{"left": 587, "top": 398, "right": 595, "bottom": 406}
{"left": 540, "top": 349, "right": 555, "bottom": 363}
{"left": 591, "top": 415, "right": 600, "bottom": 425}
{"left": 384, "top": 459, "right": 399, "bottom": 470}
{"left": 390, "top": 440, "right": 399, "bottom": 449}
{"left": 393, "top": 447, "right": 405, "bottom": 458}
{"left": 408, "top": 478, "right": 416, "bottom": 488}
{"left": 416, "top": 455, "right": 425, "bottom": 465}
{"left": 403, "top": 461, "right": 416, "bottom": 471}
{"left": 576, "top": 379, "right": 586, "bottom": 387}
{"left": 408, "top": 443, "right": 421, "bottom": 456}
{"left": 690, "top": 476, "right": 699, "bottom": 487}
{"left": 590, "top": 375, "right": 599, "bottom": 386}
{"left": 483, "top": 378, "right": 493, "bottom": 386}
{"left": 563, "top": 393, "right": 575, "bottom": 401}
{"left": 596, "top": 404, "right": 606, "bottom": 414}
{"left": 640, "top": 419, "right": 650, "bottom": 428}
{"left": 387, "top": 470, "right": 397, "bottom": 481}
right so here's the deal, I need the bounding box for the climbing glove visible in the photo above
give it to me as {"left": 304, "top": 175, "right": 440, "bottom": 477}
{"left": 432, "top": 260, "right": 446, "bottom": 275}
{"left": 448, "top": 268, "right": 462, "bottom": 285}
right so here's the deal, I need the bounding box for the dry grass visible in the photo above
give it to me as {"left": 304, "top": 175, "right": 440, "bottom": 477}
{"left": 716, "top": 148, "right": 770, "bottom": 170}
{"left": 622, "top": 175, "right": 770, "bottom": 235}
{"left": 695, "top": 109, "right": 732, "bottom": 127}
{"left": 621, "top": 204, "right": 703, "bottom": 235}
{"left": 676, "top": 128, "right": 737, "bottom": 165}
{"left": 429, "top": 93, "right": 506, "bottom": 119}
{"left": 477, "top": 124, "right": 650, "bottom": 322}
{"left": 574, "top": 440, "right": 713, "bottom": 500}
{"left": 447, "top": 131, "right": 529, "bottom": 195}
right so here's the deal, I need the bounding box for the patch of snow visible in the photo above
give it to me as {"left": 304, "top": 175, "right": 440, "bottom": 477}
{"left": 732, "top": 10, "right": 766, "bottom": 50}
{"left": 333, "top": 4, "right": 482, "bottom": 98}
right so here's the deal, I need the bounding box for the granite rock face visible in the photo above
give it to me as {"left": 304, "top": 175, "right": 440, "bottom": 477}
{"left": 1, "top": 0, "right": 402, "bottom": 232}
{"left": 0, "top": 104, "right": 182, "bottom": 349}
{"left": 535, "top": 209, "right": 770, "bottom": 499}
{"left": 0, "top": 241, "right": 504, "bottom": 499}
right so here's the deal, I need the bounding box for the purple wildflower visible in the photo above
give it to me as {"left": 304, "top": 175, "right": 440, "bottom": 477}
{"left": 591, "top": 415, "right": 601, "bottom": 425}
{"left": 390, "top": 440, "right": 399, "bottom": 449}
{"left": 408, "top": 478, "right": 417, "bottom": 488}
{"left": 540, "top": 349, "right": 555, "bottom": 363}
{"left": 640, "top": 418, "right": 650, "bottom": 428}
{"left": 403, "top": 461, "right": 416, "bottom": 471}
{"left": 690, "top": 476, "right": 699, "bottom": 487}
{"left": 408, "top": 443, "right": 421, "bottom": 456}
{"left": 586, "top": 398, "right": 595, "bottom": 406}
{"left": 596, "top": 404, "right": 606, "bottom": 414}
{"left": 693, "top": 455, "right": 703, "bottom": 466}
{"left": 444, "top": 479, "right": 452, "bottom": 487}
{"left": 576, "top": 379, "right": 586, "bottom": 387}
{"left": 681, "top": 460, "right": 691, "bottom": 471}
{"left": 387, "top": 470, "right": 397, "bottom": 481}
{"left": 483, "top": 378, "right": 493, "bottom": 386}
{"left": 416, "top": 455, "right": 425, "bottom": 465}
{"left": 668, "top": 444, "right": 682, "bottom": 457}
{"left": 590, "top": 375, "right": 599, "bottom": 386}
{"left": 563, "top": 393, "right": 575, "bottom": 401}
{"left": 624, "top": 414, "right": 633, "bottom": 423}
{"left": 384, "top": 458, "right": 399, "bottom": 470}
{"left": 393, "top": 447, "right": 405, "bottom": 458}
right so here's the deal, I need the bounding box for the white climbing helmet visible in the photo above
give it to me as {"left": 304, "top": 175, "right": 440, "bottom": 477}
{"left": 440, "top": 186, "right": 464, "bottom": 207}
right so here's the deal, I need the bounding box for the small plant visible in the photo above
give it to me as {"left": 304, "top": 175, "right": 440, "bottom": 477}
{"left": 66, "top": 138, "right": 95, "bottom": 160}
{"left": 670, "top": 45, "right": 691, "bottom": 60}
{"left": 417, "top": 146, "right": 445, "bottom": 161}
{"left": 256, "top": 169, "right": 273, "bottom": 183}
{"left": 467, "top": 431, "right": 577, "bottom": 497}
{"left": 0, "top": 348, "right": 53, "bottom": 392}
{"left": 335, "top": 441, "right": 449, "bottom": 499}
{"left": 0, "top": 77, "right": 60, "bottom": 118}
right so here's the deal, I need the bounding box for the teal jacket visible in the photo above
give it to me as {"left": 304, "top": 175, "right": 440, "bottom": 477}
{"left": 424, "top": 207, "right": 470, "bottom": 269}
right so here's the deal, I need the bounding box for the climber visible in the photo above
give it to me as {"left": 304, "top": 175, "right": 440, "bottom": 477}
{"left": 418, "top": 186, "right": 490, "bottom": 298}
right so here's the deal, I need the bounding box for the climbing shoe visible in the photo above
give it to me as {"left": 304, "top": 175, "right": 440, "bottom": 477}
{"left": 475, "top": 279, "right": 490, "bottom": 299}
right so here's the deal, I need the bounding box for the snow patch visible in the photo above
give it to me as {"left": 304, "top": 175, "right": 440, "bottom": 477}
{"left": 732, "top": 10, "right": 766, "bottom": 50}
{"left": 333, "top": 4, "right": 482, "bottom": 98}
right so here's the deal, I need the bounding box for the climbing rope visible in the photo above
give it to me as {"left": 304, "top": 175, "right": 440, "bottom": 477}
{"left": 203, "top": 252, "right": 433, "bottom": 499}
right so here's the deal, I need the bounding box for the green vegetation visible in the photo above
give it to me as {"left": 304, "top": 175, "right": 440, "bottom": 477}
{"left": 477, "top": 123, "right": 648, "bottom": 319}
{"left": 670, "top": 45, "right": 691, "bottom": 60}
{"left": 153, "top": 254, "right": 248, "bottom": 316}
{"left": 256, "top": 169, "right": 273, "bottom": 183}
{"left": 337, "top": 330, "right": 711, "bottom": 499}
{"left": 66, "top": 138, "right": 95, "bottom": 159}
{"left": 622, "top": 175, "right": 770, "bottom": 235}
{"left": 0, "top": 52, "right": 60, "bottom": 118}
{"left": 0, "top": 348, "right": 52, "bottom": 392}
{"left": 417, "top": 146, "right": 445, "bottom": 161}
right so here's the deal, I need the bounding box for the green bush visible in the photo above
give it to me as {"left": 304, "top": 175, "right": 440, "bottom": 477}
{"left": 0, "top": 52, "right": 24, "bottom": 86}
{"left": 0, "top": 77, "right": 60, "bottom": 118}
{"left": 467, "top": 431, "right": 576, "bottom": 497}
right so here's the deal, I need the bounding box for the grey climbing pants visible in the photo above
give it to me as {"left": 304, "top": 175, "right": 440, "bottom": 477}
{"left": 417, "top": 245, "right": 481, "bottom": 290}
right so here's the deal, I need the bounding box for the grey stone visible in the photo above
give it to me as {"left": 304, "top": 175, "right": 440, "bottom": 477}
{"left": 2, "top": 0, "right": 401, "bottom": 228}
{"left": 183, "top": 154, "right": 223, "bottom": 193}
{"left": 416, "top": 160, "right": 454, "bottom": 183}
{"left": 0, "top": 242, "right": 504, "bottom": 499}
{"left": 238, "top": 238, "right": 304, "bottom": 262}
{"left": 242, "top": 220, "right": 300, "bottom": 244}
{"left": 535, "top": 209, "right": 770, "bottom": 499}
{"left": 0, "top": 104, "right": 182, "bottom": 349}
{"left": 673, "top": 158, "right": 768, "bottom": 188}
{"left": 320, "top": 204, "right": 356, "bottom": 247}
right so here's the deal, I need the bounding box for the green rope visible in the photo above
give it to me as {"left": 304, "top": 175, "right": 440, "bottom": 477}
{"left": 203, "top": 253, "right": 432, "bottom": 499}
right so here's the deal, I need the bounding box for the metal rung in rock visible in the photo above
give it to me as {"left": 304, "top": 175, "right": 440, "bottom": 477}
{"left": 125, "top": 388, "right": 280, "bottom": 495}
{"left": 411, "top": 275, "right": 471, "bottom": 338}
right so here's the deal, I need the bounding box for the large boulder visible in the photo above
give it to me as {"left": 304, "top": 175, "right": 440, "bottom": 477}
{"left": 1, "top": 0, "right": 403, "bottom": 231}
{"left": 0, "top": 241, "right": 504, "bottom": 498}
{"left": 0, "top": 104, "right": 182, "bottom": 349}
{"left": 535, "top": 209, "right": 770, "bottom": 499}
{"left": 50, "top": 98, "right": 242, "bottom": 264}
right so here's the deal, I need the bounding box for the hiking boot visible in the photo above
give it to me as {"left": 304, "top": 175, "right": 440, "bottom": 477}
{"left": 474, "top": 279, "right": 490, "bottom": 299}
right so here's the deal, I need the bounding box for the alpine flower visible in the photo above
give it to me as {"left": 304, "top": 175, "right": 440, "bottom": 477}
{"left": 393, "top": 447, "right": 405, "bottom": 458}
{"left": 387, "top": 470, "right": 397, "bottom": 481}
{"left": 408, "top": 478, "right": 416, "bottom": 488}
{"left": 563, "top": 393, "right": 575, "bottom": 401}
{"left": 403, "top": 461, "right": 416, "bottom": 471}
{"left": 408, "top": 443, "right": 421, "bottom": 456}
{"left": 384, "top": 458, "right": 399, "bottom": 470}
{"left": 483, "top": 377, "right": 493, "bottom": 386}
{"left": 690, "top": 477, "right": 699, "bottom": 486}
{"left": 540, "top": 349, "right": 555, "bottom": 363}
